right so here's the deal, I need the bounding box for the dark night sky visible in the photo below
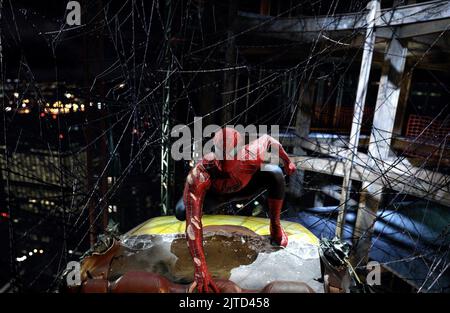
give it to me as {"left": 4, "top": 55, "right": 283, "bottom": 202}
{"left": 2, "top": 1, "right": 85, "bottom": 81}
{"left": 2, "top": 0, "right": 153, "bottom": 84}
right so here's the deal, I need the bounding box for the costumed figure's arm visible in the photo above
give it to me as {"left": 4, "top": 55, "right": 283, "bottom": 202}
{"left": 183, "top": 164, "right": 220, "bottom": 293}
{"left": 260, "top": 134, "right": 297, "bottom": 175}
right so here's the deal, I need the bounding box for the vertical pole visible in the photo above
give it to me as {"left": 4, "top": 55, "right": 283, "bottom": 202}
{"left": 233, "top": 68, "right": 239, "bottom": 117}
{"left": 336, "top": 0, "right": 379, "bottom": 238}
{"left": 315, "top": 72, "right": 325, "bottom": 119}
{"left": 369, "top": 38, "right": 408, "bottom": 161}
{"left": 291, "top": 83, "right": 315, "bottom": 199}
{"left": 352, "top": 37, "right": 408, "bottom": 265}
{"left": 161, "top": 0, "right": 172, "bottom": 215}
{"left": 393, "top": 65, "right": 413, "bottom": 137}
{"left": 333, "top": 74, "right": 345, "bottom": 129}
{"left": 161, "top": 66, "right": 171, "bottom": 215}
{"left": 245, "top": 73, "right": 250, "bottom": 123}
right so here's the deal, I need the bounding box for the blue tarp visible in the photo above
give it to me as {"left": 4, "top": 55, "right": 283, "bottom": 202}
{"left": 288, "top": 201, "right": 450, "bottom": 292}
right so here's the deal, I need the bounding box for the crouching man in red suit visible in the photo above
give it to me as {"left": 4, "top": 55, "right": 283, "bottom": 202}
{"left": 175, "top": 127, "right": 297, "bottom": 293}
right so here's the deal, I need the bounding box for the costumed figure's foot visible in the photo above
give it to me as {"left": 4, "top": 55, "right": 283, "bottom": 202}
{"left": 267, "top": 198, "right": 288, "bottom": 248}
{"left": 270, "top": 224, "right": 288, "bottom": 247}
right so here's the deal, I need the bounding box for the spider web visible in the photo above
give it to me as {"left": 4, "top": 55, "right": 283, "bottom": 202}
{"left": 0, "top": 0, "right": 449, "bottom": 293}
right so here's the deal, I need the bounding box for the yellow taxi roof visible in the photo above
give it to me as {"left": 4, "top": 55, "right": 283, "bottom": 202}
{"left": 127, "top": 215, "right": 319, "bottom": 246}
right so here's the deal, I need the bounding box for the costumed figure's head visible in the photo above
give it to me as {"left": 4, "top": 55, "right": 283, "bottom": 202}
{"left": 213, "top": 127, "right": 242, "bottom": 172}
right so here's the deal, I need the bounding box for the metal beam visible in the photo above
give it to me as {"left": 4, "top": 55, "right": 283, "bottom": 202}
{"left": 291, "top": 156, "right": 450, "bottom": 207}
{"left": 237, "top": 0, "right": 450, "bottom": 40}
{"left": 296, "top": 139, "right": 450, "bottom": 205}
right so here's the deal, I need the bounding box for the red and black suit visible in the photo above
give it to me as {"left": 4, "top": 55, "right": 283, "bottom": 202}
{"left": 176, "top": 128, "right": 296, "bottom": 293}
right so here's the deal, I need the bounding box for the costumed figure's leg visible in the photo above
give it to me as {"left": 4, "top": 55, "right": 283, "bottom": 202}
{"left": 254, "top": 164, "right": 288, "bottom": 247}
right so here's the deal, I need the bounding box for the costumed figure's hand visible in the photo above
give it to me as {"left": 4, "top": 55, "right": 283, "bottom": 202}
{"left": 188, "top": 268, "right": 220, "bottom": 293}
{"left": 285, "top": 161, "right": 297, "bottom": 176}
